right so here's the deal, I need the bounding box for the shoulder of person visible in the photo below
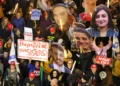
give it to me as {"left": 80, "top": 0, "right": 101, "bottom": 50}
{"left": 86, "top": 27, "right": 93, "bottom": 31}
{"left": 49, "top": 63, "right": 54, "bottom": 68}
{"left": 114, "top": 29, "right": 119, "bottom": 37}
{"left": 64, "top": 66, "right": 70, "bottom": 74}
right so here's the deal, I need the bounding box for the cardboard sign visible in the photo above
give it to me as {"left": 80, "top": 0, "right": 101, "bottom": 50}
{"left": 24, "top": 27, "right": 33, "bottom": 41}
{"left": 96, "top": 55, "right": 112, "bottom": 65}
{"left": 17, "top": 39, "right": 49, "bottom": 61}
{"left": 31, "top": 9, "right": 41, "bottom": 20}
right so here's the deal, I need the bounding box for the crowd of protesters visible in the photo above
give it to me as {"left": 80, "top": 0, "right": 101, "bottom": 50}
{"left": 0, "top": 0, "right": 120, "bottom": 86}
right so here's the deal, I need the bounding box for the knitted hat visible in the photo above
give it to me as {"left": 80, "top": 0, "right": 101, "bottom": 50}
{"left": 29, "top": 72, "right": 35, "bottom": 79}
{"left": 90, "top": 64, "right": 97, "bottom": 68}
{"left": 9, "top": 61, "right": 15, "bottom": 66}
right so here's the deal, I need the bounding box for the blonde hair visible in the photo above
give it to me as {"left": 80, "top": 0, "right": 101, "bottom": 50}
{"left": 1, "top": 17, "right": 9, "bottom": 29}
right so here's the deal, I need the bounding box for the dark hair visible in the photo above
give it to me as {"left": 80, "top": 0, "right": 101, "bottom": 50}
{"left": 97, "top": 41, "right": 104, "bottom": 46}
{"left": 91, "top": 5, "right": 116, "bottom": 30}
{"left": 50, "top": 69, "right": 59, "bottom": 79}
{"left": 36, "top": 27, "right": 42, "bottom": 32}
{"left": 52, "top": 3, "right": 69, "bottom": 13}
{"left": 72, "top": 23, "right": 91, "bottom": 38}
{"left": 7, "top": 36, "right": 12, "bottom": 41}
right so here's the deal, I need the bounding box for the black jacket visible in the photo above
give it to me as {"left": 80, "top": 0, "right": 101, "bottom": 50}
{"left": 23, "top": 78, "right": 40, "bottom": 86}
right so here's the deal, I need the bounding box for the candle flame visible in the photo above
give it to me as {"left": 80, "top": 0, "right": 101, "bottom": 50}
{"left": 107, "top": 0, "right": 109, "bottom": 8}
{"left": 13, "top": 3, "right": 18, "bottom": 13}
{"left": 60, "top": 19, "right": 63, "bottom": 31}
{"left": 90, "top": 13, "right": 92, "bottom": 17}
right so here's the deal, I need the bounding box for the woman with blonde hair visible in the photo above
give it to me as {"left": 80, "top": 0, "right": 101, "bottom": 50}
{"left": 0, "top": 17, "right": 11, "bottom": 42}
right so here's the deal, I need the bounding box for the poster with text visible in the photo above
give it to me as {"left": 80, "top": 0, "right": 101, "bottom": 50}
{"left": 31, "top": 9, "right": 41, "bottom": 20}
{"left": 18, "top": 39, "right": 49, "bottom": 61}
{"left": 24, "top": 27, "right": 33, "bottom": 41}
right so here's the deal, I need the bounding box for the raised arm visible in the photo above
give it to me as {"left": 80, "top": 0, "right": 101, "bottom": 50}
{"left": 103, "top": 37, "right": 112, "bottom": 50}
{"left": 92, "top": 37, "right": 100, "bottom": 51}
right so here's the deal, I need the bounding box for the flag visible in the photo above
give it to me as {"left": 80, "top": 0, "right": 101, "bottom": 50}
{"left": 8, "top": 30, "right": 16, "bottom": 63}
{"left": 9, "top": 30, "right": 20, "bottom": 73}
{"left": 40, "top": 62, "right": 43, "bottom": 86}
{"left": 112, "top": 35, "right": 119, "bottom": 57}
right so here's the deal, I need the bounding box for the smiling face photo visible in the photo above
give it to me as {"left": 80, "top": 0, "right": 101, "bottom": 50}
{"left": 95, "top": 10, "right": 109, "bottom": 28}
{"left": 53, "top": 6, "right": 69, "bottom": 28}
{"left": 71, "top": 23, "right": 92, "bottom": 52}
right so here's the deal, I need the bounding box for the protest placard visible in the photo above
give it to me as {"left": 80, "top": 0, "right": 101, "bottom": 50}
{"left": 96, "top": 55, "right": 112, "bottom": 65}
{"left": 24, "top": 27, "right": 33, "bottom": 41}
{"left": 31, "top": 9, "right": 41, "bottom": 20}
{"left": 18, "top": 39, "right": 49, "bottom": 61}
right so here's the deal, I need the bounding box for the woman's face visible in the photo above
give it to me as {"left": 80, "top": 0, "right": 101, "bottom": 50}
{"left": 72, "top": 32, "right": 92, "bottom": 50}
{"left": 37, "top": 30, "right": 41, "bottom": 35}
{"left": 10, "top": 65, "right": 15, "bottom": 70}
{"left": 53, "top": 71, "right": 57, "bottom": 77}
{"left": 98, "top": 41, "right": 104, "bottom": 48}
{"left": 29, "top": 2, "right": 34, "bottom": 8}
{"left": 4, "top": 18, "right": 9, "bottom": 26}
{"left": 95, "top": 10, "right": 109, "bottom": 28}
{"left": 8, "top": 39, "right": 12, "bottom": 44}
{"left": 35, "top": 61, "right": 39, "bottom": 67}
{"left": 16, "top": 30, "right": 20, "bottom": 36}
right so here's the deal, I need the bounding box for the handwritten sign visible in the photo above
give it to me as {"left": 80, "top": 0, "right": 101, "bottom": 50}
{"left": 31, "top": 9, "right": 41, "bottom": 20}
{"left": 96, "top": 55, "right": 112, "bottom": 65}
{"left": 17, "top": 39, "right": 49, "bottom": 61}
{"left": 24, "top": 27, "right": 33, "bottom": 41}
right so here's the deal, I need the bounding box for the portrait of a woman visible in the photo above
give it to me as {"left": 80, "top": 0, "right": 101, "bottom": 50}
{"left": 71, "top": 23, "right": 92, "bottom": 53}
{"left": 71, "top": 23, "right": 94, "bottom": 73}
{"left": 86, "top": 5, "right": 119, "bottom": 37}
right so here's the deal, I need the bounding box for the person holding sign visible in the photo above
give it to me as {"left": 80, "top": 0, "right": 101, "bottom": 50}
{"left": 86, "top": 5, "right": 119, "bottom": 37}
{"left": 28, "top": 58, "right": 40, "bottom": 80}
{"left": 34, "top": 27, "right": 44, "bottom": 41}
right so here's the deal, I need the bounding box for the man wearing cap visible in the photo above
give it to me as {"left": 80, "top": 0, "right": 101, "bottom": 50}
{"left": 49, "top": 43, "right": 70, "bottom": 74}
{"left": 89, "top": 64, "right": 101, "bottom": 86}
{"left": 23, "top": 72, "right": 40, "bottom": 86}
{"left": 46, "top": 26, "right": 57, "bottom": 42}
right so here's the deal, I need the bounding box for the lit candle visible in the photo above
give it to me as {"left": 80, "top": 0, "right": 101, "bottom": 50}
{"left": 13, "top": 3, "right": 19, "bottom": 13}
{"left": 107, "top": 0, "right": 109, "bottom": 8}
{"left": 60, "top": 19, "right": 63, "bottom": 31}
{"left": 90, "top": 13, "right": 92, "bottom": 17}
